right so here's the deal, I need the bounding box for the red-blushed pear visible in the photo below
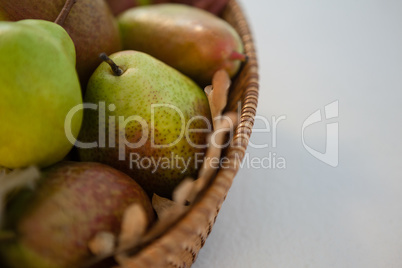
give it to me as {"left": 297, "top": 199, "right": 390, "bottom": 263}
{"left": 118, "top": 4, "right": 246, "bottom": 86}
{"left": 0, "top": 0, "right": 122, "bottom": 86}
{"left": 0, "top": 162, "right": 154, "bottom": 268}
{"left": 78, "top": 51, "right": 211, "bottom": 197}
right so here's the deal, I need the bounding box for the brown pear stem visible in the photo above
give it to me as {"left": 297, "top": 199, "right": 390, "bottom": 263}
{"left": 54, "top": 0, "right": 77, "bottom": 26}
{"left": 229, "top": 51, "right": 248, "bottom": 62}
{"left": 100, "top": 53, "right": 124, "bottom": 76}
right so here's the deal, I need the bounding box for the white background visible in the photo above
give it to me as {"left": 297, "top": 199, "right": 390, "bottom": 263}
{"left": 193, "top": 0, "right": 402, "bottom": 267}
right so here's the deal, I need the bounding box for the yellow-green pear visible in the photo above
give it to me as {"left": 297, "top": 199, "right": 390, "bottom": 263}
{"left": 78, "top": 51, "right": 211, "bottom": 197}
{"left": 0, "top": 20, "right": 82, "bottom": 168}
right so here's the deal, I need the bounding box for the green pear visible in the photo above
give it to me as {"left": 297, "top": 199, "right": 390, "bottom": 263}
{"left": 118, "top": 3, "right": 245, "bottom": 86}
{"left": 0, "top": 161, "right": 154, "bottom": 268}
{"left": 0, "top": 20, "right": 82, "bottom": 169}
{"left": 17, "top": 19, "right": 76, "bottom": 64}
{"left": 0, "top": 0, "right": 122, "bottom": 85}
{"left": 78, "top": 51, "right": 211, "bottom": 197}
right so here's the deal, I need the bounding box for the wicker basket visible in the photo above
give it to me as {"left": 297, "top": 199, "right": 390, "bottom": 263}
{"left": 119, "top": 1, "right": 259, "bottom": 267}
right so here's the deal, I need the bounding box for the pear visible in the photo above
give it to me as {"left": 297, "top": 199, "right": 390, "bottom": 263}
{"left": 0, "top": 161, "right": 154, "bottom": 268}
{"left": 0, "top": 0, "right": 122, "bottom": 85}
{"left": 0, "top": 19, "right": 82, "bottom": 169}
{"left": 118, "top": 3, "right": 245, "bottom": 86}
{"left": 78, "top": 51, "right": 211, "bottom": 197}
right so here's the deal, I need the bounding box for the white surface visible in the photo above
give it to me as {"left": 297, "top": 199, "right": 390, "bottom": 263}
{"left": 193, "top": 0, "right": 402, "bottom": 267}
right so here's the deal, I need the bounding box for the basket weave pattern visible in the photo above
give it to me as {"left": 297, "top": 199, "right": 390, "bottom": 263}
{"left": 121, "top": 1, "right": 259, "bottom": 267}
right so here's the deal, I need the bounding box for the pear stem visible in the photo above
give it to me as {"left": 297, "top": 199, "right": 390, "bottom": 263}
{"left": 100, "top": 53, "right": 124, "bottom": 76}
{"left": 54, "top": 0, "right": 77, "bottom": 26}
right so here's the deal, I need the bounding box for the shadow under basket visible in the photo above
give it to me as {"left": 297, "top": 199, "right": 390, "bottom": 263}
{"left": 116, "top": 1, "right": 259, "bottom": 267}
